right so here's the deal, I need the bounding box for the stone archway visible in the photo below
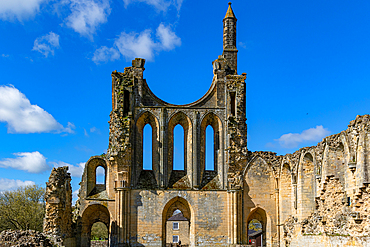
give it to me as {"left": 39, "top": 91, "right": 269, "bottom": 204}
{"left": 135, "top": 111, "right": 160, "bottom": 188}
{"left": 80, "top": 204, "right": 110, "bottom": 247}
{"left": 167, "top": 111, "right": 193, "bottom": 188}
{"left": 298, "top": 152, "right": 315, "bottom": 220}
{"left": 247, "top": 208, "right": 267, "bottom": 247}
{"left": 162, "top": 197, "right": 192, "bottom": 247}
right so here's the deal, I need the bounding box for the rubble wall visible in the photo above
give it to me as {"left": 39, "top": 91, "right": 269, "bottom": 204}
{"left": 43, "top": 166, "right": 74, "bottom": 246}
{"left": 290, "top": 235, "right": 370, "bottom": 247}
{"left": 277, "top": 115, "right": 370, "bottom": 246}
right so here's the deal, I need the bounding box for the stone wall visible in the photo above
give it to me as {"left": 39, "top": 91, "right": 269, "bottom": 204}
{"left": 0, "top": 230, "right": 61, "bottom": 247}
{"left": 43, "top": 166, "right": 74, "bottom": 246}
{"left": 130, "top": 190, "right": 229, "bottom": 246}
{"left": 91, "top": 240, "right": 108, "bottom": 247}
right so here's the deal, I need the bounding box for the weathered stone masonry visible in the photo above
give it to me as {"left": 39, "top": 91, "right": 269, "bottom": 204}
{"left": 44, "top": 3, "right": 370, "bottom": 247}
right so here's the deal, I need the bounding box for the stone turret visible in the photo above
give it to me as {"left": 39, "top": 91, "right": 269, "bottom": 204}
{"left": 223, "top": 2, "right": 238, "bottom": 74}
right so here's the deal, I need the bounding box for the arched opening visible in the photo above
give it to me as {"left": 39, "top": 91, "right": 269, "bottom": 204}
{"left": 248, "top": 219, "right": 262, "bottom": 247}
{"left": 80, "top": 204, "right": 110, "bottom": 247}
{"left": 173, "top": 124, "right": 185, "bottom": 170}
{"left": 230, "top": 92, "right": 236, "bottom": 116}
{"left": 135, "top": 111, "right": 160, "bottom": 188}
{"left": 85, "top": 158, "right": 107, "bottom": 197}
{"left": 205, "top": 125, "right": 215, "bottom": 171}
{"left": 167, "top": 112, "right": 192, "bottom": 188}
{"left": 123, "top": 90, "right": 130, "bottom": 117}
{"left": 91, "top": 222, "right": 108, "bottom": 243}
{"left": 200, "top": 113, "right": 222, "bottom": 188}
{"left": 298, "top": 153, "right": 315, "bottom": 219}
{"left": 143, "top": 124, "right": 153, "bottom": 170}
{"left": 162, "top": 197, "right": 192, "bottom": 247}
{"left": 279, "top": 163, "right": 292, "bottom": 222}
{"left": 96, "top": 166, "right": 105, "bottom": 185}
{"left": 247, "top": 208, "right": 267, "bottom": 247}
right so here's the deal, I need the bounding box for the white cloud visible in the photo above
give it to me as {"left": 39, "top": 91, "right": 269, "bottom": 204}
{"left": 92, "top": 46, "right": 120, "bottom": 63}
{"left": 122, "top": 0, "right": 182, "bottom": 12}
{"left": 275, "top": 125, "right": 330, "bottom": 148}
{"left": 65, "top": 0, "right": 110, "bottom": 38}
{"left": 64, "top": 122, "right": 75, "bottom": 134}
{"left": 1, "top": 54, "right": 10, "bottom": 58}
{"left": 0, "top": 85, "right": 73, "bottom": 134}
{"left": 0, "top": 151, "right": 49, "bottom": 173}
{"left": 52, "top": 161, "right": 85, "bottom": 177}
{"left": 93, "top": 23, "right": 180, "bottom": 63}
{"left": 238, "top": 41, "right": 247, "bottom": 49}
{"left": 32, "top": 32, "right": 60, "bottom": 57}
{"left": 0, "top": 0, "right": 48, "bottom": 21}
{"left": 0, "top": 178, "right": 35, "bottom": 191}
{"left": 156, "top": 23, "right": 181, "bottom": 50}
{"left": 72, "top": 188, "right": 80, "bottom": 202}
{"left": 115, "top": 29, "right": 156, "bottom": 60}
{"left": 90, "top": 126, "right": 100, "bottom": 134}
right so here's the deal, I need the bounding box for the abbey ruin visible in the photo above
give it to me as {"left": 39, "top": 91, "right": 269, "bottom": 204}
{"left": 44, "top": 3, "right": 370, "bottom": 247}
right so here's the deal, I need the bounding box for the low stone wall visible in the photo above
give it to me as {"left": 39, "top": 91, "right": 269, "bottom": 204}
{"left": 91, "top": 240, "right": 108, "bottom": 247}
{"left": 0, "top": 230, "right": 61, "bottom": 247}
{"left": 290, "top": 235, "right": 370, "bottom": 247}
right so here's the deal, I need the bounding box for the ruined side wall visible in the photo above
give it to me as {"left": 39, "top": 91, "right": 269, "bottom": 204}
{"left": 287, "top": 177, "right": 370, "bottom": 246}
{"left": 242, "top": 115, "right": 370, "bottom": 246}
{"left": 44, "top": 166, "right": 74, "bottom": 245}
{"left": 278, "top": 115, "right": 370, "bottom": 246}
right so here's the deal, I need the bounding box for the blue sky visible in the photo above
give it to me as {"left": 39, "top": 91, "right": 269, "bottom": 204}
{"left": 1, "top": 0, "right": 370, "bottom": 197}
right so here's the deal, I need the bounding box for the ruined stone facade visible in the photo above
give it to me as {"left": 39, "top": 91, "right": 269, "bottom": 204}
{"left": 44, "top": 3, "right": 370, "bottom": 247}
{"left": 44, "top": 166, "right": 73, "bottom": 246}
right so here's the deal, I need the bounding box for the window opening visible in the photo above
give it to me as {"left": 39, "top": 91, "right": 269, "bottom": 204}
{"left": 173, "top": 222, "right": 179, "bottom": 230}
{"left": 123, "top": 90, "right": 130, "bottom": 116}
{"left": 205, "top": 125, "right": 215, "bottom": 170}
{"left": 173, "top": 235, "right": 179, "bottom": 243}
{"left": 174, "top": 124, "right": 185, "bottom": 170}
{"left": 230, "top": 92, "right": 236, "bottom": 116}
{"left": 143, "top": 124, "right": 152, "bottom": 170}
{"left": 96, "top": 166, "right": 105, "bottom": 184}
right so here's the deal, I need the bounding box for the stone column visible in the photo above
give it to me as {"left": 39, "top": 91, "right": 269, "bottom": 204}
{"left": 160, "top": 107, "right": 166, "bottom": 188}
{"left": 228, "top": 189, "right": 241, "bottom": 245}
{"left": 193, "top": 111, "right": 199, "bottom": 188}
{"left": 115, "top": 182, "right": 131, "bottom": 246}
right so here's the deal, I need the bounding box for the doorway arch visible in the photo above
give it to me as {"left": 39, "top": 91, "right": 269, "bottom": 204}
{"left": 162, "top": 197, "right": 193, "bottom": 247}
{"left": 246, "top": 207, "right": 267, "bottom": 247}
{"left": 80, "top": 204, "right": 110, "bottom": 247}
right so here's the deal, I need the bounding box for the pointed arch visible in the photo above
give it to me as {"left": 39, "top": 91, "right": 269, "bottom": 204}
{"left": 199, "top": 112, "right": 223, "bottom": 187}
{"left": 279, "top": 163, "right": 292, "bottom": 224}
{"left": 162, "top": 196, "right": 193, "bottom": 247}
{"left": 80, "top": 204, "right": 110, "bottom": 247}
{"left": 297, "top": 152, "right": 315, "bottom": 220}
{"left": 243, "top": 156, "right": 276, "bottom": 246}
{"left": 135, "top": 111, "right": 160, "bottom": 187}
{"left": 167, "top": 111, "right": 192, "bottom": 187}
{"left": 246, "top": 207, "right": 269, "bottom": 247}
{"left": 85, "top": 157, "right": 107, "bottom": 196}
